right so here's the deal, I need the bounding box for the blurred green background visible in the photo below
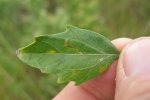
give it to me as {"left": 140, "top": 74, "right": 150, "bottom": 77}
{"left": 0, "top": 0, "right": 149, "bottom": 99}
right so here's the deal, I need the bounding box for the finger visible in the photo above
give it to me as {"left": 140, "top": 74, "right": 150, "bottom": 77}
{"left": 115, "top": 37, "right": 150, "bottom": 100}
{"left": 53, "top": 38, "right": 132, "bottom": 100}
{"left": 112, "top": 38, "right": 132, "bottom": 52}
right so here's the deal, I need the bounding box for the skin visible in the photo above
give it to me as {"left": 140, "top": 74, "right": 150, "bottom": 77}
{"left": 53, "top": 37, "right": 150, "bottom": 100}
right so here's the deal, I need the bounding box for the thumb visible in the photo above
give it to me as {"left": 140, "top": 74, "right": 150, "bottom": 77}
{"left": 115, "top": 37, "right": 150, "bottom": 100}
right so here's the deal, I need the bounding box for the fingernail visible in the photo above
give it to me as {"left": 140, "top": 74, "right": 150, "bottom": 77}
{"left": 123, "top": 38, "right": 150, "bottom": 76}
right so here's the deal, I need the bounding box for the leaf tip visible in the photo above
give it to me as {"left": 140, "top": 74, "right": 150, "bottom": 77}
{"left": 16, "top": 49, "right": 20, "bottom": 55}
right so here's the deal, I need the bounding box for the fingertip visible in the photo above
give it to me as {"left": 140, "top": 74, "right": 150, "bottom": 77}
{"left": 112, "top": 38, "right": 132, "bottom": 52}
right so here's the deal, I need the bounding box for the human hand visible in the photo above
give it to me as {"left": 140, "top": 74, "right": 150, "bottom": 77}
{"left": 53, "top": 37, "right": 150, "bottom": 100}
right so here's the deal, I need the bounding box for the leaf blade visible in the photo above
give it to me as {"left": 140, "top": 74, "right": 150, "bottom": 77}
{"left": 17, "top": 25, "right": 119, "bottom": 84}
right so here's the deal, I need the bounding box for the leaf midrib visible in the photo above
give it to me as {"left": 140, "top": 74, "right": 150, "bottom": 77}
{"left": 20, "top": 53, "right": 119, "bottom": 56}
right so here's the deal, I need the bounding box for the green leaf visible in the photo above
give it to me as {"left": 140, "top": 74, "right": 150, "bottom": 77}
{"left": 17, "top": 25, "right": 119, "bottom": 84}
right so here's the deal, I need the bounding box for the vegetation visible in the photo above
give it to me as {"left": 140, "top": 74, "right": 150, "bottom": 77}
{"left": 0, "top": 0, "right": 149, "bottom": 99}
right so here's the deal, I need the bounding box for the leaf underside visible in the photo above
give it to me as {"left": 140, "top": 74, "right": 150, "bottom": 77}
{"left": 17, "top": 25, "right": 119, "bottom": 84}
